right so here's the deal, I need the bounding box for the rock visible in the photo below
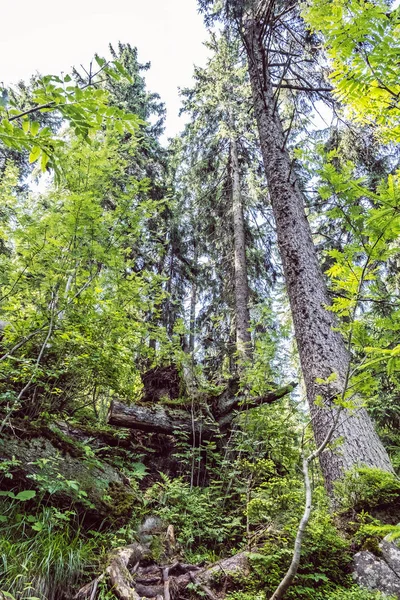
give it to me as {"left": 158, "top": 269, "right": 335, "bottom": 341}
{"left": 0, "top": 432, "right": 136, "bottom": 523}
{"left": 381, "top": 538, "right": 400, "bottom": 574}
{"left": 196, "top": 551, "right": 250, "bottom": 585}
{"left": 353, "top": 542, "right": 400, "bottom": 598}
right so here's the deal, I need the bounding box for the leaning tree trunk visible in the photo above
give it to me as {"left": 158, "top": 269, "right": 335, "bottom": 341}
{"left": 230, "top": 130, "right": 252, "bottom": 361}
{"left": 243, "top": 18, "right": 393, "bottom": 492}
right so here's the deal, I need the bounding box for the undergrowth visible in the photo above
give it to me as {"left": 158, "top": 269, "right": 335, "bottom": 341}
{"left": 0, "top": 503, "right": 97, "bottom": 600}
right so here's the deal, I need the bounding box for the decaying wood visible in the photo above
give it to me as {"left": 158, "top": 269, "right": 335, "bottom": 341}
{"left": 108, "top": 401, "right": 218, "bottom": 439}
{"left": 75, "top": 544, "right": 145, "bottom": 600}
{"left": 108, "top": 382, "right": 296, "bottom": 439}
{"left": 105, "top": 545, "right": 144, "bottom": 600}
{"left": 75, "top": 543, "right": 250, "bottom": 600}
{"left": 135, "top": 582, "right": 164, "bottom": 597}
{"left": 217, "top": 383, "right": 297, "bottom": 430}
{"left": 190, "top": 571, "right": 219, "bottom": 600}
{"left": 163, "top": 567, "right": 171, "bottom": 600}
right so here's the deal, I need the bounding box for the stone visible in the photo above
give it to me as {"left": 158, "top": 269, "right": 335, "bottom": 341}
{"left": 353, "top": 541, "right": 400, "bottom": 598}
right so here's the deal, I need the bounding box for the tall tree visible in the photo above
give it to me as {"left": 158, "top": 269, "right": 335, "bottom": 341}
{"left": 176, "top": 33, "right": 275, "bottom": 369}
{"left": 199, "top": 0, "right": 393, "bottom": 492}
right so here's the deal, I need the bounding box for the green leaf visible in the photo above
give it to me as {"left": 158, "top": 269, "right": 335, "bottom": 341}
{"left": 40, "top": 152, "right": 49, "bottom": 171}
{"left": 15, "top": 490, "right": 36, "bottom": 501}
{"left": 95, "top": 55, "right": 106, "bottom": 68}
{"left": 29, "top": 146, "right": 41, "bottom": 163}
{"left": 30, "top": 121, "right": 40, "bottom": 136}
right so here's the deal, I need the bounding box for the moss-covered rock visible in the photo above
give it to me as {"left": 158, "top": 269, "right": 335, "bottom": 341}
{"left": 0, "top": 431, "right": 136, "bottom": 523}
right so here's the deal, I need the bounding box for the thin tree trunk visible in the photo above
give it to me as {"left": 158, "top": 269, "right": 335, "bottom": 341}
{"left": 189, "top": 280, "right": 197, "bottom": 353}
{"left": 189, "top": 244, "right": 198, "bottom": 354}
{"left": 229, "top": 128, "right": 252, "bottom": 361}
{"left": 243, "top": 18, "right": 393, "bottom": 492}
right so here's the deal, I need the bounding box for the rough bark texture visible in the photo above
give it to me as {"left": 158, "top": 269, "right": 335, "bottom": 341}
{"left": 105, "top": 545, "right": 144, "bottom": 600}
{"left": 243, "top": 17, "right": 393, "bottom": 492}
{"left": 230, "top": 133, "right": 252, "bottom": 360}
{"left": 108, "top": 383, "right": 295, "bottom": 438}
{"left": 189, "top": 246, "right": 198, "bottom": 354}
{"left": 108, "top": 400, "right": 218, "bottom": 439}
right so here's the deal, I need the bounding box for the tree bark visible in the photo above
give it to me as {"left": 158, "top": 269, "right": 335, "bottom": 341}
{"left": 242, "top": 17, "right": 393, "bottom": 492}
{"left": 108, "top": 383, "right": 294, "bottom": 438}
{"left": 108, "top": 400, "right": 217, "bottom": 439}
{"left": 230, "top": 130, "right": 252, "bottom": 361}
{"left": 189, "top": 244, "right": 198, "bottom": 354}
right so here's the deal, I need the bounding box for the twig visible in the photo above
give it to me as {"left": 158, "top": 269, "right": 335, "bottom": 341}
{"left": 163, "top": 567, "right": 171, "bottom": 600}
{"left": 269, "top": 407, "right": 343, "bottom": 600}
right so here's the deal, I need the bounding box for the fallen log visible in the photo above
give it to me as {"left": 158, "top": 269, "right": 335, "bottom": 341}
{"left": 108, "top": 383, "right": 296, "bottom": 439}
{"left": 105, "top": 545, "right": 144, "bottom": 600}
{"left": 108, "top": 401, "right": 218, "bottom": 439}
{"left": 75, "top": 544, "right": 250, "bottom": 599}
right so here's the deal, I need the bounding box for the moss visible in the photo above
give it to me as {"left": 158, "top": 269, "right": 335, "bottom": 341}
{"left": 102, "top": 481, "right": 136, "bottom": 522}
{"left": 335, "top": 467, "right": 400, "bottom": 513}
{"left": 12, "top": 416, "right": 85, "bottom": 458}
{"left": 361, "top": 536, "right": 383, "bottom": 556}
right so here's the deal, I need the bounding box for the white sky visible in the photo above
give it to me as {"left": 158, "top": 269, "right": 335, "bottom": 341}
{"left": 0, "top": 0, "right": 210, "bottom": 141}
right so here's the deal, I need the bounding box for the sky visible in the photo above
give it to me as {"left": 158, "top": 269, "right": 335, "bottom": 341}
{"left": 0, "top": 0, "right": 210, "bottom": 141}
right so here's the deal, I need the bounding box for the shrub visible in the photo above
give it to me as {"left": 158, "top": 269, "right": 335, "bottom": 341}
{"left": 334, "top": 467, "right": 400, "bottom": 512}
{"left": 234, "top": 507, "right": 352, "bottom": 600}
{"left": 145, "top": 474, "right": 244, "bottom": 559}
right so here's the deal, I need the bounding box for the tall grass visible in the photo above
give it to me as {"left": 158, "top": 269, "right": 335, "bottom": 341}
{"left": 0, "top": 503, "right": 96, "bottom": 600}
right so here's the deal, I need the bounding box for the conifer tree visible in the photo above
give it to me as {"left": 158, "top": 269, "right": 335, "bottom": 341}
{"left": 176, "top": 32, "right": 275, "bottom": 369}
{"left": 199, "top": 0, "right": 393, "bottom": 491}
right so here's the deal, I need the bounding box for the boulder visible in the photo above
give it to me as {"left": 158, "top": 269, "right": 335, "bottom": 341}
{"left": 0, "top": 430, "right": 136, "bottom": 523}
{"left": 353, "top": 538, "right": 400, "bottom": 598}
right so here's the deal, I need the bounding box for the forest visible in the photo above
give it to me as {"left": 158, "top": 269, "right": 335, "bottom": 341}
{"left": 0, "top": 0, "right": 400, "bottom": 599}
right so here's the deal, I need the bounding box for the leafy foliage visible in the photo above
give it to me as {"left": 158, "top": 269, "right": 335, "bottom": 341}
{"left": 303, "top": 0, "right": 400, "bottom": 142}
{"left": 334, "top": 467, "right": 400, "bottom": 512}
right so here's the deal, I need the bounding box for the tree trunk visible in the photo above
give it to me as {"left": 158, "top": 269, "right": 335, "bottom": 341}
{"left": 108, "top": 383, "right": 294, "bottom": 437}
{"left": 189, "top": 244, "right": 198, "bottom": 354}
{"left": 243, "top": 18, "right": 393, "bottom": 492}
{"left": 230, "top": 127, "right": 252, "bottom": 361}
{"left": 108, "top": 400, "right": 217, "bottom": 440}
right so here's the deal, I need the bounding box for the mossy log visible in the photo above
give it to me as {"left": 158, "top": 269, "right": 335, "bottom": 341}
{"left": 108, "top": 382, "right": 296, "bottom": 439}
{"left": 108, "top": 401, "right": 218, "bottom": 439}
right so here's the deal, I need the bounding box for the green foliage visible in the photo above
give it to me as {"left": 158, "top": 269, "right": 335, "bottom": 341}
{"left": 0, "top": 504, "right": 96, "bottom": 600}
{"left": 145, "top": 474, "right": 243, "bottom": 560}
{"left": 226, "top": 593, "right": 266, "bottom": 600}
{"left": 0, "top": 59, "right": 139, "bottom": 175}
{"left": 239, "top": 507, "right": 351, "bottom": 599}
{"left": 0, "top": 130, "right": 169, "bottom": 424}
{"left": 2, "top": 11, "right": 400, "bottom": 600}
{"left": 325, "top": 588, "right": 395, "bottom": 600}
{"left": 303, "top": 0, "right": 400, "bottom": 143}
{"left": 334, "top": 467, "right": 400, "bottom": 512}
